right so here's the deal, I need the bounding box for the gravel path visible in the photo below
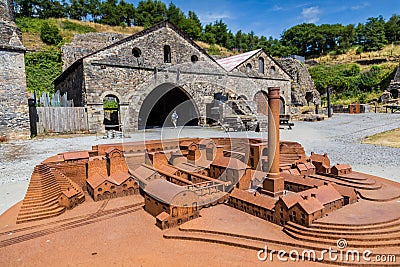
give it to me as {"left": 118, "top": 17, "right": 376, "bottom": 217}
{"left": 0, "top": 113, "right": 399, "bottom": 214}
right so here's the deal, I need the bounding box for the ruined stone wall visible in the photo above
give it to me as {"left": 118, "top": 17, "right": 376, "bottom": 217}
{"left": 0, "top": 0, "right": 30, "bottom": 139}
{"left": 387, "top": 64, "right": 400, "bottom": 97}
{"left": 276, "top": 58, "right": 321, "bottom": 105}
{"left": 61, "top": 32, "right": 129, "bottom": 71}
{"left": 55, "top": 64, "right": 85, "bottom": 106}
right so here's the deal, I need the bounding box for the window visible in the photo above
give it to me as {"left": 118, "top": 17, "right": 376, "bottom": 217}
{"left": 98, "top": 188, "right": 102, "bottom": 192}
{"left": 111, "top": 185, "right": 115, "bottom": 190}
{"left": 191, "top": 55, "right": 198, "bottom": 63}
{"left": 246, "top": 63, "right": 252, "bottom": 72}
{"left": 258, "top": 57, "right": 264, "bottom": 73}
{"left": 270, "top": 66, "right": 276, "bottom": 75}
{"left": 172, "top": 207, "right": 178, "bottom": 217}
{"left": 132, "top": 47, "right": 141, "bottom": 58}
{"left": 164, "top": 45, "right": 171, "bottom": 63}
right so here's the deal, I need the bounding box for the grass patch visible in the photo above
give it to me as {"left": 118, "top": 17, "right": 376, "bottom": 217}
{"left": 363, "top": 128, "right": 400, "bottom": 148}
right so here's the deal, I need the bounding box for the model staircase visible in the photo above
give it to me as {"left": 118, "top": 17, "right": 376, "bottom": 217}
{"left": 283, "top": 220, "right": 400, "bottom": 248}
{"left": 16, "top": 164, "right": 84, "bottom": 224}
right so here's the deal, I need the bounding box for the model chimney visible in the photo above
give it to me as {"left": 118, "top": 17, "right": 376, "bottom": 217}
{"left": 262, "top": 87, "right": 284, "bottom": 197}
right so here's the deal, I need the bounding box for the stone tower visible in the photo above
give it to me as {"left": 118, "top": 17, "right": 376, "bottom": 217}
{"left": 0, "top": 0, "right": 30, "bottom": 139}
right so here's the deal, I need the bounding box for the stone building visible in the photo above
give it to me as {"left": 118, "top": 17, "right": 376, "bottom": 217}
{"left": 386, "top": 64, "right": 400, "bottom": 99}
{"left": 0, "top": 0, "right": 30, "bottom": 139}
{"left": 55, "top": 21, "right": 294, "bottom": 133}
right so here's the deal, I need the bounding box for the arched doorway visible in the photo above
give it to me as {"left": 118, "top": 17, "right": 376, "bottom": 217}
{"left": 103, "top": 95, "right": 120, "bottom": 131}
{"left": 138, "top": 83, "right": 199, "bottom": 129}
{"left": 254, "top": 91, "right": 268, "bottom": 115}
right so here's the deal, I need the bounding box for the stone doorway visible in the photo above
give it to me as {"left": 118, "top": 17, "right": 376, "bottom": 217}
{"left": 254, "top": 91, "right": 268, "bottom": 115}
{"left": 138, "top": 83, "right": 199, "bottom": 129}
{"left": 103, "top": 95, "right": 120, "bottom": 131}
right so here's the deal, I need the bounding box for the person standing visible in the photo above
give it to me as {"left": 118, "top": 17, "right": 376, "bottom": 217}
{"left": 171, "top": 110, "right": 178, "bottom": 128}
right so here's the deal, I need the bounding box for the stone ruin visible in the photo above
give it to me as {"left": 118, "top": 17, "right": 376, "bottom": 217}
{"left": 276, "top": 57, "right": 321, "bottom": 106}
{"left": 61, "top": 32, "right": 129, "bottom": 70}
{"left": 386, "top": 63, "right": 400, "bottom": 100}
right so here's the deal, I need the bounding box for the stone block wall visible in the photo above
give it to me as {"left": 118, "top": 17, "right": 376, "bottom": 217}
{"left": 276, "top": 58, "right": 321, "bottom": 106}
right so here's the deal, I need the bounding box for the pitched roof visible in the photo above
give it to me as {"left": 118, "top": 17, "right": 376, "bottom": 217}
{"left": 156, "top": 164, "right": 178, "bottom": 176}
{"left": 297, "top": 198, "right": 324, "bottom": 214}
{"left": 87, "top": 171, "right": 107, "bottom": 189}
{"left": 131, "top": 165, "right": 157, "bottom": 181}
{"left": 280, "top": 193, "right": 304, "bottom": 209}
{"left": 299, "top": 184, "right": 343, "bottom": 205}
{"left": 281, "top": 172, "right": 324, "bottom": 188}
{"left": 332, "top": 183, "right": 357, "bottom": 197}
{"left": 144, "top": 179, "right": 189, "bottom": 204}
{"left": 156, "top": 211, "right": 170, "bottom": 221}
{"left": 332, "top": 164, "right": 352, "bottom": 171}
{"left": 109, "top": 171, "right": 131, "bottom": 185}
{"left": 61, "top": 188, "right": 79, "bottom": 198}
{"left": 216, "top": 49, "right": 262, "bottom": 72}
{"left": 230, "top": 189, "right": 276, "bottom": 210}
{"left": 211, "top": 157, "right": 249, "bottom": 170}
{"left": 54, "top": 20, "right": 223, "bottom": 84}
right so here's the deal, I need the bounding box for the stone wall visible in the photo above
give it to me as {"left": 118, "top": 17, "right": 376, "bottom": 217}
{"left": 276, "top": 58, "right": 321, "bottom": 105}
{"left": 56, "top": 22, "right": 292, "bottom": 133}
{"left": 55, "top": 63, "right": 85, "bottom": 106}
{"left": 61, "top": 32, "right": 129, "bottom": 71}
{"left": 0, "top": 0, "right": 30, "bottom": 139}
{"left": 386, "top": 64, "right": 400, "bottom": 98}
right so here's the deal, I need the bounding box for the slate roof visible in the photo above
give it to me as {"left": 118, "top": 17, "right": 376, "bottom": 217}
{"left": 216, "top": 49, "right": 262, "bottom": 71}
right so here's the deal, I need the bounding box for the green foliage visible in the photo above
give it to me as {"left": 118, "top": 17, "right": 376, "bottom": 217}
{"left": 40, "top": 22, "right": 63, "bottom": 45}
{"left": 25, "top": 49, "right": 62, "bottom": 95}
{"left": 16, "top": 17, "right": 45, "bottom": 33}
{"left": 207, "top": 44, "right": 221, "bottom": 55}
{"left": 135, "top": 0, "right": 167, "bottom": 28}
{"left": 310, "top": 63, "right": 397, "bottom": 104}
{"left": 60, "top": 20, "right": 96, "bottom": 33}
{"left": 103, "top": 100, "right": 119, "bottom": 109}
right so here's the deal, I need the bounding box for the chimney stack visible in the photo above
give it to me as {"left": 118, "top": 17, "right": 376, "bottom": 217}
{"left": 262, "top": 87, "right": 284, "bottom": 197}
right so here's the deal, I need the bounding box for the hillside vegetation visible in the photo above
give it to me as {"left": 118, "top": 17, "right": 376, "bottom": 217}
{"left": 14, "top": 0, "right": 400, "bottom": 103}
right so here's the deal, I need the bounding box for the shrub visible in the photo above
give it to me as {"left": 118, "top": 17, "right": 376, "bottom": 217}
{"left": 40, "top": 22, "right": 63, "bottom": 45}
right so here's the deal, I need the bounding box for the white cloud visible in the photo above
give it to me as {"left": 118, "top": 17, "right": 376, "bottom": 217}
{"left": 351, "top": 2, "right": 369, "bottom": 10}
{"left": 301, "top": 6, "right": 321, "bottom": 24}
{"left": 272, "top": 5, "right": 283, "bottom": 11}
{"left": 199, "top": 12, "right": 231, "bottom": 23}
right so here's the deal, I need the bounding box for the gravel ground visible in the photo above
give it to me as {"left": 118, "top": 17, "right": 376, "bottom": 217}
{"left": 0, "top": 113, "right": 399, "bottom": 214}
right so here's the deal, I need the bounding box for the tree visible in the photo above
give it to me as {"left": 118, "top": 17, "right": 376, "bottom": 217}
{"left": 68, "top": 0, "right": 90, "bottom": 20}
{"left": 385, "top": 14, "right": 400, "bottom": 44}
{"left": 363, "top": 16, "right": 387, "bottom": 51}
{"left": 166, "top": 2, "right": 185, "bottom": 26}
{"left": 40, "top": 22, "right": 62, "bottom": 45}
{"left": 135, "top": 0, "right": 167, "bottom": 28}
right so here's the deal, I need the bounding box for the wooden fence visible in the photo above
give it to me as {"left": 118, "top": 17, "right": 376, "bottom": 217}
{"left": 30, "top": 107, "right": 89, "bottom": 135}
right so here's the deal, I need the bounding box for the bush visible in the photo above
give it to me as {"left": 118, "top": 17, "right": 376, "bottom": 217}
{"left": 40, "top": 22, "right": 63, "bottom": 45}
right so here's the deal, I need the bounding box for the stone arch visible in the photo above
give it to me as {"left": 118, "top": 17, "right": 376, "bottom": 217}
{"left": 137, "top": 83, "right": 200, "bottom": 129}
{"left": 103, "top": 94, "right": 120, "bottom": 131}
{"left": 253, "top": 90, "right": 268, "bottom": 115}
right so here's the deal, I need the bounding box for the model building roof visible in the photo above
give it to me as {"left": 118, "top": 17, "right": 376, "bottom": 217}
{"left": 211, "top": 157, "right": 249, "bottom": 170}
{"left": 297, "top": 198, "right": 324, "bottom": 214}
{"left": 109, "top": 172, "right": 131, "bottom": 185}
{"left": 280, "top": 193, "right": 304, "bottom": 209}
{"left": 230, "top": 189, "right": 276, "bottom": 210}
{"left": 332, "top": 164, "right": 352, "bottom": 170}
{"left": 144, "top": 179, "right": 190, "bottom": 204}
{"left": 87, "top": 171, "right": 108, "bottom": 189}
{"left": 299, "top": 184, "right": 343, "bottom": 205}
{"left": 61, "top": 188, "right": 79, "bottom": 198}
{"left": 132, "top": 165, "right": 157, "bottom": 181}
{"left": 156, "top": 211, "right": 170, "bottom": 222}
{"left": 63, "top": 151, "right": 89, "bottom": 161}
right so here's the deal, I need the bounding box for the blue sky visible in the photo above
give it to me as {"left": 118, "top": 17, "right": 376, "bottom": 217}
{"left": 130, "top": 0, "right": 400, "bottom": 38}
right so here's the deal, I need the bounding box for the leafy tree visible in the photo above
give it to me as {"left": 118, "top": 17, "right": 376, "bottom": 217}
{"left": 68, "top": 0, "right": 91, "bottom": 20}
{"left": 362, "top": 16, "right": 387, "bottom": 51}
{"left": 40, "top": 22, "right": 62, "bottom": 45}
{"left": 385, "top": 14, "right": 400, "bottom": 44}
{"left": 135, "top": 0, "right": 167, "bottom": 28}
{"left": 118, "top": 0, "right": 135, "bottom": 26}
{"left": 166, "top": 2, "right": 185, "bottom": 26}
